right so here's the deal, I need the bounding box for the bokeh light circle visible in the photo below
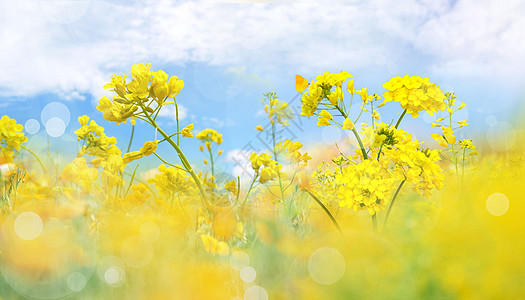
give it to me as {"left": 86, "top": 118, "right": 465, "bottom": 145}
{"left": 24, "top": 119, "right": 41, "bottom": 135}
{"left": 486, "top": 193, "right": 509, "bottom": 216}
{"left": 41, "top": 102, "right": 71, "bottom": 127}
{"left": 104, "top": 267, "right": 124, "bottom": 285}
{"left": 230, "top": 251, "right": 250, "bottom": 271}
{"left": 485, "top": 115, "right": 498, "bottom": 127}
{"left": 244, "top": 285, "right": 269, "bottom": 300}
{"left": 67, "top": 272, "right": 87, "bottom": 292}
{"left": 45, "top": 117, "right": 66, "bottom": 137}
{"left": 14, "top": 211, "right": 43, "bottom": 240}
{"left": 0, "top": 202, "right": 98, "bottom": 299}
{"left": 240, "top": 266, "right": 256, "bottom": 283}
{"left": 97, "top": 256, "right": 126, "bottom": 287}
{"left": 307, "top": 247, "right": 346, "bottom": 285}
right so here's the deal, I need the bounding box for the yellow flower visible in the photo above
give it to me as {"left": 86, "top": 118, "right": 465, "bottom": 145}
{"left": 431, "top": 126, "right": 455, "bottom": 147}
{"left": 336, "top": 159, "right": 397, "bottom": 215}
{"left": 356, "top": 88, "right": 369, "bottom": 104}
{"left": 264, "top": 94, "right": 293, "bottom": 126}
{"left": 224, "top": 179, "right": 238, "bottom": 195}
{"left": 382, "top": 75, "right": 447, "bottom": 118}
{"left": 259, "top": 167, "right": 278, "bottom": 184}
{"left": 103, "top": 74, "right": 128, "bottom": 98}
{"left": 458, "top": 120, "right": 469, "bottom": 128}
{"left": 372, "top": 110, "right": 380, "bottom": 120}
{"left": 101, "top": 64, "right": 185, "bottom": 125}
{"left": 74, "top": 116, "right": 120, "bottom": 160}
{"left": 347, "top": 79, "right": 355, "bottom": 94}
{"left": 97, "top": 95, "right": 138, "bottom": 125}
{"left": 459, "top": 139, "right": 476, "bottom": 149}
{"left": 255, "top": 125, "right": 264, "bottom": 131}
{"left": 300, "top": 71, "right": 352, "bottom": 117}
{"left": 196, "top": 128, "right": 223, "bottom": 145}
{"left": 181, "top": 123, "right": 194, "bottom": 138}
{"left": 200, "top": 234, "right": 229, "bottom": 256}
{"left": 60, "top": 157, "right": 98, "bottom": 192}
{"left": 148, "top": 164, "right": 195, "bottom": 198}
{"left": 0, "top": 116, "right": 27, "bottom": 163}
{"left": 274, "top": 139, "right": 311, "bottom": 168}
{"left": 342, "top": 118, "right": 355, "bottom": 130}
{"left": 123, "top": 151, "right": 143, "bottom": 164}
{"left": 140, "top": 140, "right": 158, "bottom": 156}
{"left": 317, "top": 110, "right": 332, "bottom": 127}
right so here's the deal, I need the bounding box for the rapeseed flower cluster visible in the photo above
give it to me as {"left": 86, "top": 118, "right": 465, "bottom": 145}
{"left": 196, "top": 128, "right": 223, "bottom": 149}
{"left": 274, "top": 139, "right": 311, "bottom": 168}
{"left": 148, "top": 164, "right": 196, "bottom": 200}
{"left": 99, "top": 63, "right": 184, "bottom": 124}
{"left": 0, "top": 115, "right": 27, "bottom": 163}
{"left": 381, "top": 75, "right": 447, "bottom": 118}
{"left": 300, "top": 71, "right": 351, "bottom": 117}
{"left": 262, "top": 92, "right": 294, "bottom": 126}
{"left": 249, "top": 152, "right": 283, "bottom": 184}
{"left": 298, "top": 71, "right": 461, "bottom": 223}
{"left": 336, "top": 159, "right": 397, "bottom": 215}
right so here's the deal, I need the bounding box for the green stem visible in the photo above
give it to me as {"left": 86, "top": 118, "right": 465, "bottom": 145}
{"left": 175, "top": 101, "right": 180, "bottom": 146}
{"left": 335, "top": 105, "right": 368, "bottom": 159}
{"left": 208, "top": 148, "right": 215, "bottom": 178}
{"left": 139, "top": 103, "right": 207, "bottom": 205}
{"left": 271, "top": 122, "right": 285, "bottom": 202}
{"left": 153, "top": 153, "right": 188, "bottom": 172}
{"left": 241, "top": 173, "right": 258, "bottom": 210}
{"left": 383, "top": 179, "right": 406, "bottom": 230}
{"left": 126, "top": 124, "right": 135, "bottom": 153}
{"left": 305, "top": 189, "right": 342, "bottom": 234}
{"left": 372, "top": 213, "right": 377, "bottom": 231}
{"left": 20, "top": 145, "right": 46, "bottom": 174}
{"left": 394, "top": 109, "right": 407, "bottom": 129}
{"left": 123, "top": 164, "right": 139, "bottom": 198}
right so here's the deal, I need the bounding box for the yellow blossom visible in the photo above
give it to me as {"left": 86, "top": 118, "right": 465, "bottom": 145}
{"left": 0, "top": 116, "right": 27, "bottom": 162}
{"left": 200, "top": 234, "right": 229, "bottom": 256}
{"left": 342, "top": 118, "right": 355, "bottom": 130}
{"left": 317, "top": 110, "right": 332, "bottom": 127}
{"left": 140, "top": 140, "right": 158, "bottom": 156}
{"left": 181, "top": 124, "right": 194, "bottom": 138}
{"left": 382, "top": 75, "right": 447, "bottom": 118}
{"left": 347, "top": 79, "right": 355, "bottom": 94}
{"left": 224, "top": 179, "right": 238, "bottom": 195}
{"left": 123, "top": 151, "right": 143, "bottom": 164}
{"left": 196, "top": 129, "right": 223, "bottom": 145}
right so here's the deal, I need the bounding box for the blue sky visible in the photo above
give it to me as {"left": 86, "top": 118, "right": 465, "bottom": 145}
{"left": 1, "top": 0, "right": 524, "bottom": 177}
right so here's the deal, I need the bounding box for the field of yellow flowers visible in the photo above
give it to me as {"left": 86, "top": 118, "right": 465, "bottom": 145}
{"left": 1, "top": 64, "right": 523, "bottom": 299}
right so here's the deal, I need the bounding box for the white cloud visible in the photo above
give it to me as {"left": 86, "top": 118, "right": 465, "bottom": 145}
{"left": 140, "top": 167, "right": 161, "bottom": 181}
{"left": 157, "top": 104, "right": 188, "bottom": 121}
{"left": 225, "top": 148, "right": 260, "bottom": 180}
{"left": 0, "top": 0, "right": 523, "bottom": 103}
{"left": 201, "top": 116, "right": 235, "bottom": 128}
